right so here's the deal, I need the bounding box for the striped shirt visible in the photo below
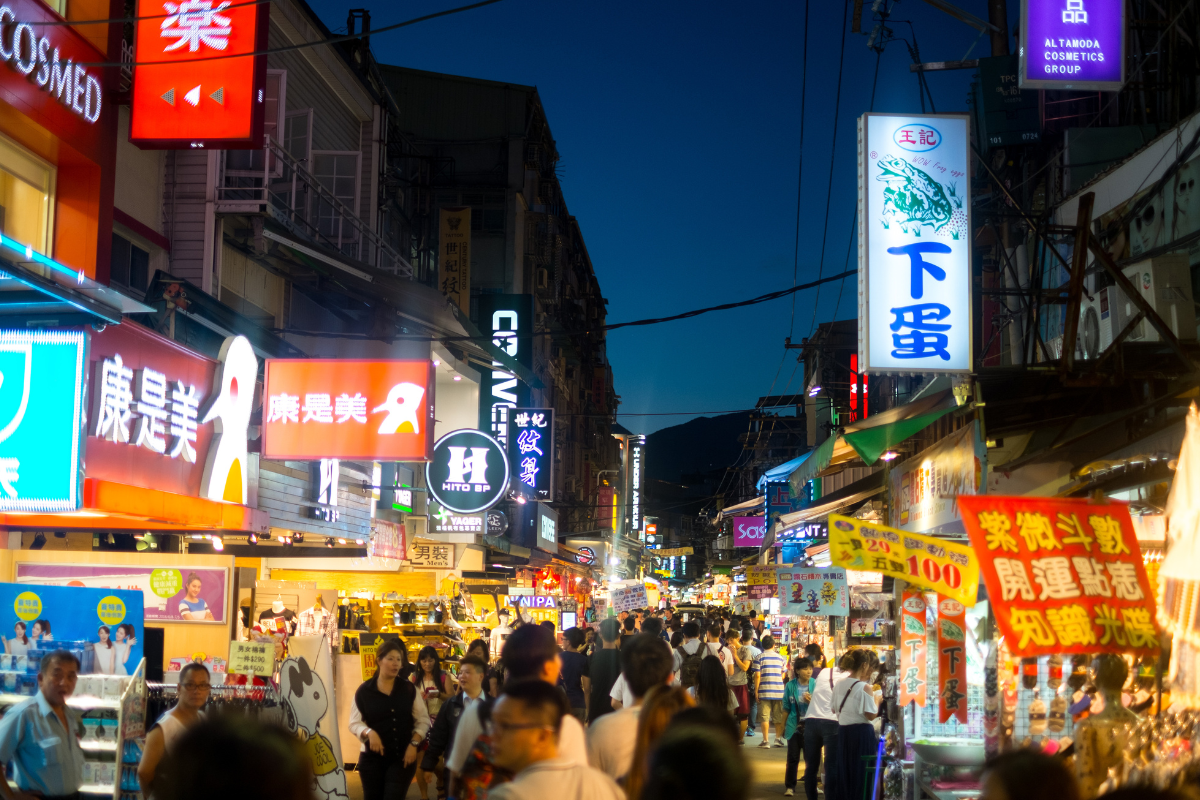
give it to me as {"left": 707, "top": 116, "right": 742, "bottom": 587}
{"left": 754, "top": 650, "right": 787, "bottom": 700}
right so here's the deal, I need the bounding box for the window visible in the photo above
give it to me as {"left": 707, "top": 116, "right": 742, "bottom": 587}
{"left": 0, "top": 133, "right": 55, "bottom": 256}
{"left": 459, "top": 192, "right": 505, "bottom": 232}
{"left": 225, "top": 70, "right": 285, "bottom": 174}
{"left": 284, "top": 109, "right": 312, "bottom": 166}
{"left": 110, "top": 233, "right": 149, "bottom": 294}
{"left": 312, "top": 152, "right": 360, "bottom": 245}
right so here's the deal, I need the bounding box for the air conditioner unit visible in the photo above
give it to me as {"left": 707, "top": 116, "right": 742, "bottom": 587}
{"left": 1111, "top": 255, "right": 1197, "bottom": 343}
{"left": 1077, "top": 287, "right": 1114, "bottom": 360}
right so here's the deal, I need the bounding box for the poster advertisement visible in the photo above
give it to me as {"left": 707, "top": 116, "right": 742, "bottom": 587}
{"left": 899, "top": 589, "right": 928, "bottom": 707}
{"left": 16, "top": 564, "right": 228, "bottom": 624}
{"left": 958, "top": 495, "right": 1159, "bottom": 656}
{"left": 746, "top": 565, "right": 778, "bottom": 586}
{"left": 778, "top": 568, "right": 849, "bottom": 616}
{"left": 609, "top": 582, "right": 649, "bottom": 614}
{"left": 0, "top": 582, "right": 144, "bottom": 674}
{"left": 747, "top": 584, "right": 778, "bottom": 600}
{"left": 890, "top": 422, "right": 986, "bottom": 533}
{"left": 936, "top": 596, "right": 968, "bottom": 723}
{"left": 828, "top": 514, "right": 979, "bottom": 606}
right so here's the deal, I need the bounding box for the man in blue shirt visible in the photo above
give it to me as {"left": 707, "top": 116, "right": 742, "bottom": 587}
{"left": 0, "top": 650, "right": 85, "bottom": 800}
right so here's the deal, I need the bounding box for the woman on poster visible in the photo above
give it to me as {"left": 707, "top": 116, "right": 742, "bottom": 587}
{"left": 5, "top": 622, "right": 30, "bottom": 656}
{"left": 94, "top": 626, "right": 118, "bottom": 674}
{"left": 178, "top": 574, "right": 215, "bottom": 621}
{"left": 114, "top": 624, "right": 138, "bottom": 676}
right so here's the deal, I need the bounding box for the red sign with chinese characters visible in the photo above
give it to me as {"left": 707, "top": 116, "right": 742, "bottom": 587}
{"left": 936, "top": 596, "right": 968, "bottom": 723}
{"left": 262, "top": 359, "right": 435, "bottom": 461}
{"left": 898, "top": 589, "right": 927, "bottom": 707}
{"left": 130, "top": 0, "right": 268, "bottom": 148}
{"left": 958, "top": 496, "right": 1159, "bottom": 656}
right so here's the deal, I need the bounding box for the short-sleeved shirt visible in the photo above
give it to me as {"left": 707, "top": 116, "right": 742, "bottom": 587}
{"left": 0, "top": 691, "right": 85, "bottom": 796}
{"left": 706, "top": 642, "right": 734, "bottom": 675}
{"left": 559, "top": 650, "right": 589, "bottom": 708}
{"left": 179, "top": 598, "right": 208, "bottom": 616}
{"left": 729, "top": 645, "right": 751, "bottom": 686}
{"left": 831, "top": 677, "right": 878, "bottom": 726}
{"left": 754, "top": 650, "right": 787, "bottom": 700}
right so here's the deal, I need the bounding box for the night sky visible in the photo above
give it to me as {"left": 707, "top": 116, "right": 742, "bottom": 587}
{"left": 307, "top": 0, "right": 1013, "bottom": 433}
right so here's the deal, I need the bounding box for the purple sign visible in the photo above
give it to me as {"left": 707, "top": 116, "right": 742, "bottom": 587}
{"left": 733, "top": 516, "right": 767, "bottom": 548}
{"left": 747, "top": 584, "right": 777, "bottom": 600}
{"left": 15, "top": 564, "right": 229, "bottom": 624}
{"left": 1020, "top": 0, "right": 1124, "bottom": 89}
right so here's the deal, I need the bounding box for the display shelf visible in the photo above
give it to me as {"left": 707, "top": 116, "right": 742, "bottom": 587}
{"left": 81, "top": 740, "right": 118, "bottom": 752}
{"left": 81, "top": 784, "right": 115, "bottom": 795}
{"left": 0, "top": 692, "right": 121, "bottom": 709}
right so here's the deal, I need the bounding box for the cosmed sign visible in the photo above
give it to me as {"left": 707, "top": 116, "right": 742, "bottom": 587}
{"left": 858, "top": 113, "right": 972, "bottom": 374}
{"left": 1019, "top": 0, "right": 1124, "bottom": 90}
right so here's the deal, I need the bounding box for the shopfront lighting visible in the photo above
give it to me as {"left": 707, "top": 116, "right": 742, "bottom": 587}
{"left": 433, "top": 359, "right": 441, "bottom": 366}
{"left": 453, "top": 375, "right": 462, "bottom": 381}
{"left": 338, "top": 538, "right": 347, "bottom": 544}
{"left": 248, "top": 533, "right": 257, "bottom": 545}
{"left": 211, "top": 536, "right": 224, "bottom": 551}
{"left": 325, "top": 537, "right": 335, "bottom": 548}
{"left": 293, "top": 532, "right": 304, "bottom": 544}
{"left": 879, "top": 451, "right": 900, "bottom": 461}
{"left": 515, "top": 496, "right": 526, "bottom": 504}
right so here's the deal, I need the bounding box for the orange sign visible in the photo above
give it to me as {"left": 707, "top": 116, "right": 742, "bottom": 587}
{"left": 936, "top": 596, "right": 968, "bottom": 723}
{"left": 262, "top": 360, "right": 435, "bottom": 461}
{"left": 958, "top": 495, "right": 1159, "bottom": 657}
{"left": 130, "top": 0, "right": 269, "bottom": 148}
{"left": 898, "top": 589, "right": 927, "bottom": 707}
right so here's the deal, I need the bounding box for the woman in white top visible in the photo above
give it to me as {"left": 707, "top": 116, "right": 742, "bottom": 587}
{"left": 829, "top": 650, "right": 881, "bottom": 800}
{"left": 138, "top": 662, "right": 211, "bottom": 795}
{"left": 94, "top": 626, "right": 118, "bottom": 674}
{"left": 113, "top": 624, "right": 138, "bottom": 676}
{"left": 6, "top": 622, "right": 30, "bottom": 656}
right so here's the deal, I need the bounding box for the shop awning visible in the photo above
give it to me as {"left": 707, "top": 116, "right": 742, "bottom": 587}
{"left": 716, "top": 495, "right": 764, "bottom": 521}
{"left": 756, "top": 451, "right": 814, "bottom": 492}
{"left": 0, "top": 256, "right": 151, "bottom": 326}
{"left": 777, "top": 479, "right": 886, "bottom": 527}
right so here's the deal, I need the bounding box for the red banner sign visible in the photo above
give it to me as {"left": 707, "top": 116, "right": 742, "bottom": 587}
{"left": 937, "top": 596, "right": 968, "bottom": 723}
{"left": 958, "top": 495, "right": 1159, "bottom": 656}
{"left": 899, "top": 589, "right": 928, "bottom": 707}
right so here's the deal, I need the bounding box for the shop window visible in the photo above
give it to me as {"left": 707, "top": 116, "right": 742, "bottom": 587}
{"left": 110, "top": 233, "right": 149, "bottom": 294}
{"left": 0, "top": 133, "right": 55, "bottom": 257}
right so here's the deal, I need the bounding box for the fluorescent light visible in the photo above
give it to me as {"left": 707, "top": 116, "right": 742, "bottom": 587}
{"left": 808, "top": 386, "right": 821, "bottom": 397}
{"left": 338, "top": 538, "right": 346, "bottom": 544}
{"left": 453, "top": 375, "right": 462, "bottom": 381}
{"left": 880, "top": 451, "right": 900, "bottom": 461}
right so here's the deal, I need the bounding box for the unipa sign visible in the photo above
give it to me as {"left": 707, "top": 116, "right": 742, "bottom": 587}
{"left": 1019, "top": 0, "right": 1124, "bottom": 90}
{"left": 733, "top": 516, "right": 767, "bottom": 547}
{"left": 425, "top": 429, "right": 509, "bottom": 515}
{"left": 859, "top": 113, "right": 972, "bottom": 374}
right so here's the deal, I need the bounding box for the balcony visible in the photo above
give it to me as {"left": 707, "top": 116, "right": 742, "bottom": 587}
{"left": 216, "top": 137, "right": 412, "bottom": 279}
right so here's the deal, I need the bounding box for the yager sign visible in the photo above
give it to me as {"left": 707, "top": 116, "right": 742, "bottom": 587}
{"left": 733, "top": 516, "right": 767, "bottom": 548}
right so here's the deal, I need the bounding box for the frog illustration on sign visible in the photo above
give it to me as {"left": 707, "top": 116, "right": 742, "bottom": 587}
{"left": 876, "top": 155, "right": 958, "bottom": 235}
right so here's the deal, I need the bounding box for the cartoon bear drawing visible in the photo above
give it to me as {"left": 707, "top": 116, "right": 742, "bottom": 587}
{"left": 280, "top": 656, "right": 348, "bottom": 800}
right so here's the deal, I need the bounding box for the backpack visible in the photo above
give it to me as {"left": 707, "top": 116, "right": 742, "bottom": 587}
{"left": 679, "top": 646, "right": 705, "bottom": 689}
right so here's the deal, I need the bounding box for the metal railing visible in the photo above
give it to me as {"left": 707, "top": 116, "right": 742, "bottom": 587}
{"left": 216, "top": 137, "right": 413, "bottom": 279}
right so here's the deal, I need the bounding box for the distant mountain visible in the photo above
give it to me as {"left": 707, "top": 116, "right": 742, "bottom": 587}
{"left": 645, "top": 412, "right": 751, "bottom": 485}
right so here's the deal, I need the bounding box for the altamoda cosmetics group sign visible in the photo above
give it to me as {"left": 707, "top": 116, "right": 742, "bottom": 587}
{"left": 1020, "top": 0, "right": 1125, "bottom": 90}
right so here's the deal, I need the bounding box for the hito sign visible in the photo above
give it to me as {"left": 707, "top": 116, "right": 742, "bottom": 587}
{"left": 130, "top": 0, "right": 269, "bottom": 148}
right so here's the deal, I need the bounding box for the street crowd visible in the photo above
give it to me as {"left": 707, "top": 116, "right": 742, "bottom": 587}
{"left": 0, "top": 608, "right": 888, "bottom": 800}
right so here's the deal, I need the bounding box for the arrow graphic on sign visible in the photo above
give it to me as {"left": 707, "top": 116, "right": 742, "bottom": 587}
{"left": 184, "top": 85, "right": 201, "bottom": 107}
{"left": 161, "top": 88, "right": 175, "bottom": 105}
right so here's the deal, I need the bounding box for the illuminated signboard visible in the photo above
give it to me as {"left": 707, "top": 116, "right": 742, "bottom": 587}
{"left": 477, "top": 295, "right": 532, "bottom": 446}
{"left": 628, "top": 435, "right": 645, "bottom": 538}
{"left": 0, "top": 330, "right": 85, "bottom": 511}
{"left": 537, "top": 503, "right": 558, "bottom": 551}
{"left": 859, "top": 113, "right": 972, "bottom": 374}
{"left": 429, "top": 501, "right": 484, "bottom": 534}
{"left": 1019, "top": 0, "right": 1124, "bottom": 90}
{"left": 130, "top": 0, "right": 269, "bottom": 148}
{"left": 575, "top": 546, "right": 596, "bottom": 565}
{"left": 425, "top": 428, "right": 509, "bottom": 514}
{"left": 733, "top": 516, "right": 767, "bottom": 547}
{"left": 508, "top": 408, "right": 553, "bottom": 502}
{"left": 262, "top": 360, "right": 435, "bottom": 461}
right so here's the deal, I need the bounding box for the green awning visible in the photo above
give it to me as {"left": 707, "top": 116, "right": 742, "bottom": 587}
{"left": 843, "top": 406, "right": 957, "bottom": 466}
{"left": 789, "top": 434, "right": 837, "bottom": 496}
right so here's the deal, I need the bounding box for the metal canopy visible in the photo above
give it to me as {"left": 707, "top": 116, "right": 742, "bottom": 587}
{"left": 0, "top": 257, "right": 151, "bottom": 326}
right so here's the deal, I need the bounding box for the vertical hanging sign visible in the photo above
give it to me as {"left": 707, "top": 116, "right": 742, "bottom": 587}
{"left": 899, "top": 589, "right": 928, "bottom": 707}
{"left": 508, "top": 408, "right": 554, "bottom": 501}
{"left": 859, "top": 113, "right": 972, "bottom": 374}
{"left": 936, "top": 596, "right": 968, "bottom": 723}
{"left": 439, "top": 207, "right": 471, "bottom": 316}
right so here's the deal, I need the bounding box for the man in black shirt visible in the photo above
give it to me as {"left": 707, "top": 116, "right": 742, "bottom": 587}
{"left": 558, "top": 627, "right": 589, "bottom": 721}
{"left": 618, "top": 616, "right": 637, "bottom": 649}
{"left": 587, "top": 619, "right": 622, "bottom": 724}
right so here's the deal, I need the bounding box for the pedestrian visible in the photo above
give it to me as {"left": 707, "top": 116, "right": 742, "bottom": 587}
{"left": 421, "top": 655, "right": 488, "bottom": 796}
{"left": 705, "top": 622, "right": 735, "bottom": 677}
{"left": 743, "top": 627, "right": 763, "bottom": 740}
{"left": 0, "top": 650, "right": 85, "bottom": 800}
{"left": 138, "top": 662, "right": 211, "bottom": 793}
{"left": 782, "top": 657, "right": 814, "bottom": 797}
{"left": 608, "top": 617, "right": 663, "bottom": 711}
{"left": 485, "top": 680, "right": 623, "bottom": 800}
{"left": 446, "top": 624, "right": 587, "bottom": 799}
{"left": 688, "top": 655, "right": 739, "bottom": 719}
{"left": 829, "top": 650, "right": 881, "bottom": 800}
{"left": 559, "top": 627, "right": 589, "bottom": 722}
{"left": 587, "top": 634, "right": 674, "bottom": 783}
{"left": 587, "top": 619, "right": 622, "bottom": 724}
{"left": 152, "top": 716, "right": 313, "bottom": 800}
{"left": 349, "top": 638, "right": 431, "bottom": 800}
{"left": 804, "top": 653, "right": 853, "bottom": 800}
{"left": 583, "top": 627, "right": 597, "bottom": 657}
{"left": 412, "top": 645, "right": 456, "bottom": 800}
{"left": 673, "top": 621, "right": 705, "bottom": 688}
{"left": 728, "top": 628, "right": 755, "bottom": 740}
{"left": 804, "top": 644, "right": 825, "bottom": 677}
{"left": 624, "top": 685, "right": 695, "bottom": 800}
{"left": 753, "top": 635, "right": 787, "bottom": 748}
{"left": 639, "top": 723, "right": 750, "bottom": 800}
{"left": 620, "top": 616, "right": 638, "bottom": 648}
{"left": 670, "top": 630, "right": 684, "bottom": 649}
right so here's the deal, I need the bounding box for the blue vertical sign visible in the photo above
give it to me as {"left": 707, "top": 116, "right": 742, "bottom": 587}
{"left": 508, "top": 408, "right": 553, "bottom": 502}
{"left": 0, "top": 330, "right": 86, "bottom": 512}
{"left": 859, "top": 114, "right": 972, "bottom": 374}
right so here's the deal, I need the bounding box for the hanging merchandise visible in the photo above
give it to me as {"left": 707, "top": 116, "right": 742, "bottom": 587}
{"left": 898, "top": 589, "right": 928, "bottom": 707}
{"left": 983, "top": 646, "right": 1001, "bottom": 758}
{"left": 936, "top": 596, "right": 968, "bottom": 724}
{"left": 1028, "top": 689, "right": 1047, "bottom": 736}
{"left": 1048, "top": 692, "right": 1067, "bottom": 733}
{"left": 1047, "top": 653, "right": 1063, "bottom": 691}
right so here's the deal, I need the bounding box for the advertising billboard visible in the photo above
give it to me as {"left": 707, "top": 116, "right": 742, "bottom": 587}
{"left": 509, "top": 408, "right": 554, "bottom": 502}
{"left": 425, "top": 428, "right": 509, "bottom": 514}
{"left": 130, "top": 0, "right": 269, "bottom": 147}
{"left": 732, "top": 516, "right": 767, "bottom": 548}
{"left": 858, "top": 113, "right": 972, "bottom": 374}
{"left": 1019, "top": 0, "right": 1125, "bottom": 90}
{"left": 0, "top": 582, "right": 144, "bottom": 674}
{"left": 477, "top": 294, "right": 532, "bottom": 446}
{"left": 262, "top": 360, "right": 435, "bottom": 461}
{"left": 17, "top": 563, "right": 227, "bottom": 624}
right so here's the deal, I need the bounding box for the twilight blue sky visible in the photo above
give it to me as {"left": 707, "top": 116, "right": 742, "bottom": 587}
{"left": 309, "top": 0, "right": 1011, "bottom": 433}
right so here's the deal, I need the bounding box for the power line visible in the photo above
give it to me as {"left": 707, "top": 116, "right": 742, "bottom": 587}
{"left": 787, "top": 0, "right": 811, "bottom": 339}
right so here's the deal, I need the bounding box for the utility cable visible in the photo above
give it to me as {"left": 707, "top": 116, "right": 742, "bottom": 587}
{"left": 787, "top": 0, "right": 811, "bottom": 339}
{"left": 806, "top": 0, "right": 851, "bottom": 337}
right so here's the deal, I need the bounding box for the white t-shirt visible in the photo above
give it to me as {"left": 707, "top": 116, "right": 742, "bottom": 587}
{"left": 608, "top": 673, "right": 636, "bottom": 708}
{"left": 831, "top": 676, "right": 878, "bottom": 726}
{"left": 487, "top": 758, "right": 624, "bottom": 800}
{"left": 446, "top": 701, "right": 588, "bottom": 774}
{"left": 706, "top": 642, "right": 735, "bottom": 676}
{"left": 806, "top": 668, "right": 849, "bottom": 721}
{"left": 586, "top": 706, "right": 640, "bottom": 781}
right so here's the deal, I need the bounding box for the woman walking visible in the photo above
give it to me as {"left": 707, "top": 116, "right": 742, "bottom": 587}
{"left": 411, "top": 646, "right": 455, "bottom": 800}
{"left": 349, "top": 639, "right": 431, "bottom": 800}
{"left": 687, "top": 655, "right": 739, "bottom": 720}
{"left": 829, "top": 650, "right": 880, "bottom": 800}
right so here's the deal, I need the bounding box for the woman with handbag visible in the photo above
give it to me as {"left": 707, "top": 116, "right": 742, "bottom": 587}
{"left": 829, "top": 650, "right": 881, "bottom": 800}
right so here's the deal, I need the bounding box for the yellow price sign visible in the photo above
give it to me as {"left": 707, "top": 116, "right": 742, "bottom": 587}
{"left": 827, "top": 514, "right": 980, "bottom": 607}
{"left": 229, "top": 641, "right": 273, "bottom": 677}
